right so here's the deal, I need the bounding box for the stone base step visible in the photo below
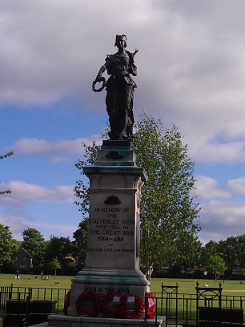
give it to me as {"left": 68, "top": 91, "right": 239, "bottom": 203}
{"left": 30, "top": 323, "right": 48, "bottom": 327}
{"left": 29, "top": 315, "right": 183, "bottom": 327}
{"left": 48, "top": 314, "right": 166, "bottom": 327}
{"left": 31, "top": 324, "right": 181, "bottom": 327}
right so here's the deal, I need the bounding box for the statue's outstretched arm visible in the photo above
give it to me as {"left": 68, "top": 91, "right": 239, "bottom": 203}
{"left": 96, "top": 64, "right": 106, "bottom": 81}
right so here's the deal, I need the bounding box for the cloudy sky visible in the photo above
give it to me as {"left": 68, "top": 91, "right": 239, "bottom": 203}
{"left": 1, "top": 0, "right": 245, "bottom": 245}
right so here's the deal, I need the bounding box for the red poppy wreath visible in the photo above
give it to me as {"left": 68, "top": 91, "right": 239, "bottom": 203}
{"left": 145, "top": 292, "right": 155, "bottom": 319}
{"left": 76, "top": 290, "right": 101, "bottom": 317}
{"left": 63, "top": 290, "right": 71, "bottom": 315}
{"left": 118, "top": 292, "right": 144, "bottom": 319}
{"left": 100, "top": 291, "right": 121, "bottom": 318}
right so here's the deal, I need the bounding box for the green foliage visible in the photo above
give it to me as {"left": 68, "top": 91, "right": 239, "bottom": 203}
{"left": 0, "top": 224, "right": 18, "bottom": 269}
{"left": 21, "top": 228, "right": 47, "bottom": 266}
{"left": 0, "top": 151, "right": 13, "bottom": 194}
{"left": 44, "top": 235, "right": 72, "bottom": 268}
{"left": 176, "top": 232, "right": 202, "bottom": 276}
{"left": 72, "top": 218, "right": 88, "bottom": 270}
{"left": 207, "top": 253, "right": 227, "bottom": 274}
{"left": 49, "top": 257, "right": 61, "bottom": 270}
{"left": 209, "top": 235, "right": 245, "bottom": 271}
{"left": 74, "top": 141, "right": 100, "bottom": 217}
{"left": 133, "top": 112, "right": 201, "bottom": 278}
{"left": 198, "top": 240, "right": 218, "bottom": 268}
{"left": 73, "top": 141, "right": 99, "bottom": 270}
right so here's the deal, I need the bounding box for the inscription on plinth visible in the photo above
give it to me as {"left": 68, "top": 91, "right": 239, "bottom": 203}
{"left": 86, "top": 192, "right": 139, "bottom": 269}
{"left": 84, "top": 285, "right": 129, "bottom": 297}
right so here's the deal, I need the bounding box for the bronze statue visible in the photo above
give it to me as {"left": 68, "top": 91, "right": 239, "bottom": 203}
{"left": 92, "top": 35, "right": 138, "bottom": 141}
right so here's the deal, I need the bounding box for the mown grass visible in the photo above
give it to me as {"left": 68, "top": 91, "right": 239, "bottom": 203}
{"left": 151, "top": 278, "right": 245, "bottom": 322}
{"left": 1, "top": 274, "right": 245, "bottom": 318}
{"left": 151, "top": 277, "right": 245, "bottom": 296}
{"left": 0, "top": 273, "right": 72, "bottom": 290}
{"left": 0, "top": 273, "right": 72, "bottom": 312}
{"left": 2, "top": 273, "right": 245, "bottom": 296}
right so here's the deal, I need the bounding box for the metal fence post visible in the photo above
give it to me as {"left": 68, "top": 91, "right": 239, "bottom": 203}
{"left": 10, "top": 284, "right": 13, "bottom": 300}
{"left": 160, "top": 282, "right": 179, "bottom": 326}
{"left": 196, "top": 281, "right": 199, "bottom": 327}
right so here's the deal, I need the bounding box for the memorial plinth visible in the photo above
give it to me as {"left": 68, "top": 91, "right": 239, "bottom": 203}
{"left": 67, "top": 140, "right": 150, "bottom": 317}
{"left": 48, "top": 141, "right": 166, "bottom": 326}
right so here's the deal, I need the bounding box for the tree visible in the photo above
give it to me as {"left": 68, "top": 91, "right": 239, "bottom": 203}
{"left": 176, "top": 232, "right": 202, "bottom": 277}
{"left": 72, "top": 218, "right": 89, "bottom": 270}
{"left": 216, "top": 234, "right": 245, "bottom": 272}
{"left": 197, "top": 241, "right": 217, "bottom": 271}
{"left": 74, "top": 141, "right": 100, "bottom": 217}
{"left": 0, "top": 151, "right": 13, "bottom": 194}
{"left": 44, "top": 235, "right": 72, "bottom": 268}
{"left": 207, "top": 253, "right": 227, "bottom": 279}
{"left": 74, "top": 113, "right": 201, "bottom": 280}
{"left": 73, "top": 142, "right": 100, "bottom": 270}
{"left": 133, "top": 113, "right": 201, "bottom": 279}
{"left": 235, "top": 235, "right": 245, "bottom": 269}
{"left": 21, "top": 228, "right": 47, "bottom": 266}
{"left": 49, "top": 257, "right": 61, "bottom": 276}
{"left": 0, "top": 224, "right": 18, "bottom": 271}
{"left": 217, "top": 237, "right": 239, "bottom": 272}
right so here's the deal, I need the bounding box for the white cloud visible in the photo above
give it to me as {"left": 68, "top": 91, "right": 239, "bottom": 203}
{"left": 0, "top": 181, "right": 74, "bottom": 205}
{"left": 0, "top": 213, "right": 77, "bottom": 241}
{"left": 4, "top": 135, "right": 101, "bottom": 157}
{"left": 0, "top": 213, "right": 28, "bottom": 232}
{"left": 199, "top": 200, "right": 245, "bottom": 244}
{"left": 34, "top": 222, "right": 77, "bottom": 234}
{"left": 188, "top": 139, "right": 245, "bottom": 165}
{"left": 227, "top": 177, "right": 245, "bottom": 194}
{"left": 0, "top": 0, "right": 244, "bottom": 165}
{"left": 195, "top": 175, "right": 231, "bottom": 200}
{"left": 2, "top": 0, "right": 245, "bottom": 245}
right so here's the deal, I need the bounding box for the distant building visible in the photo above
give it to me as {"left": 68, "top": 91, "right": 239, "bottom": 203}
{"left": 12, "top": 247, "right": 33, "bottom": 268}
{"left": 232, "top": 268, "right": 245, "bottom": 276}
{"left": 65, "top": 253, "right": 76, "bottom": 262}
{"left": 185, "top": 265, "right": 207, "bottom": 275}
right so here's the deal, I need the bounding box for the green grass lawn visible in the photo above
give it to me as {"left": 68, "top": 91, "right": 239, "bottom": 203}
{"left": 0, "top": 273, "right": 72, "bottom": 290}
{"left": 1, "top": 273, "right": 245, "bottom": 296}
{"left": 1, "top": 273, "right": 245, "bottom": 318}
{"left": 151, "top": 278, "right": 245, "bottom": 296}
{"left": 0, "top": 273, "right": 72, "bottom": 313}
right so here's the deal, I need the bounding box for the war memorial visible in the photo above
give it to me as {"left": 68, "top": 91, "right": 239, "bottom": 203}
{"left": 48, "top": 35, "right": 165, "bottom": 327}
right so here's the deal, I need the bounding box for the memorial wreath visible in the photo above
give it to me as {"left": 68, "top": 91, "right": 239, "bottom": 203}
{"left": 63, "top": 290, "right": 71, "bottom": 315}
{"left": 76, "top": 290, "right": 101, "bottom": 316}
{"left": 118, "top": 292, "right": 144, "bottom": 319}
{"left": 100, "top": 291, "right": 120, "bottom": 318}
{"left": 145, "top": 292, "right": 155, "bottom": 319}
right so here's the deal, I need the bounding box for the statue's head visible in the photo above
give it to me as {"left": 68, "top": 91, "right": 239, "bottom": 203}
{"left": 115, "top": 34, "right": 127, "bottom": 48}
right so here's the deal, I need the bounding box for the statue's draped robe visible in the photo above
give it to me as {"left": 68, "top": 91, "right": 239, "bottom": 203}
{"left": 105, "top": 51, "right": 137, "bottom": 141}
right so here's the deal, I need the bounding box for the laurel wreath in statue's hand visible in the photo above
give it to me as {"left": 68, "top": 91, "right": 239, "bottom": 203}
{"left": 92, "top": 77, "right": 106, "bottom": 92}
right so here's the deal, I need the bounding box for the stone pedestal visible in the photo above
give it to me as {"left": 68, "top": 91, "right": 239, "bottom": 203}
{"left": 48, "top": 314, "right": 166, "bottom": 327}
{"left": 68, "top": 140, "right": 150, "bottom": 317}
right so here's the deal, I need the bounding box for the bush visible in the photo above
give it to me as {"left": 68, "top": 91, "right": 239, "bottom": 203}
{"left": 1, "top": 262, "right": 19, "bottom": 274}
{"left": 231, "top": 274, "right": 245, "bottom": 280}
{"left": 152, "top": 270, "right": 169, "bottom": 278}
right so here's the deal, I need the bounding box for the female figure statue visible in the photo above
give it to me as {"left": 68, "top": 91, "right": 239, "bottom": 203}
{"left": 93, "top": 35, "right": 138, "bottom": 141}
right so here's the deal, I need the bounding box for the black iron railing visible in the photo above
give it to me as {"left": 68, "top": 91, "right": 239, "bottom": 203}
{"left": 0, "top": 285, "right": 69, "bottom": 314}
{"left": 1, "top": 284, "right": 245, "bottom": 327}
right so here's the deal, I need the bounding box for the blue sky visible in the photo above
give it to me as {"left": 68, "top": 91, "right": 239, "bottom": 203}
{"left": 1, "top": 0, "right": 245, "bottom": 245}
